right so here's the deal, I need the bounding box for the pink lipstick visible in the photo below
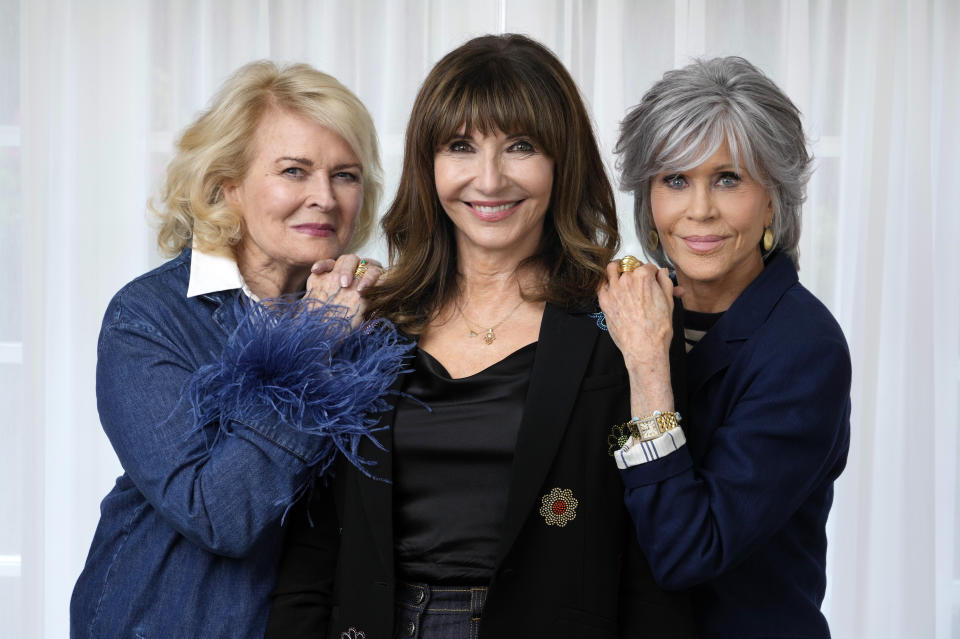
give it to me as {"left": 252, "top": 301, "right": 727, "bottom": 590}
{"left": 293, "top": 223, "right": 335, "bottom": 237}
{"left": 467, "top": 200, "right": 522, "bottom": 222}
{"left": 683, "top": 235, "right": 725, "bottom": 253}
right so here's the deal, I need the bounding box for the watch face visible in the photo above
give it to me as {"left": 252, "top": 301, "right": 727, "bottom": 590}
{"left": 630, "top": 419, "right": 660, "bottom": 441}
{"left": 641, "top": 422, "right": 660, "bottom": 439}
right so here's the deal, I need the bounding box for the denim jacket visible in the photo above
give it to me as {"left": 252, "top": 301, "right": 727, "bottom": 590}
{"left": 71, "top": 248, "right": 405, "bottom": 638}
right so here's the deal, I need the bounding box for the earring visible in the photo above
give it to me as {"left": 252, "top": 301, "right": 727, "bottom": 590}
{"left": 647, "top": 229, "right": 660, "bottom": 251}
{"left": 762, "top": 227, "right": 774, "bottom": 252}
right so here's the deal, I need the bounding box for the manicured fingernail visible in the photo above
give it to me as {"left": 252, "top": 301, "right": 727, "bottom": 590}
{"left": 340, "top": 275, "right": 351, "bottom": 287}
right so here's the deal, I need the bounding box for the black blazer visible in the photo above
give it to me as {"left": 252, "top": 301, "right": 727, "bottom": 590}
{"left": 267, "top": 303, "right": 696, "bottom": 638}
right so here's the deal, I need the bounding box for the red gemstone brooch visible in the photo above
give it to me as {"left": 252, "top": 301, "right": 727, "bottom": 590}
{"left": 539, "top": 487, "right": 579, "bottom": 527}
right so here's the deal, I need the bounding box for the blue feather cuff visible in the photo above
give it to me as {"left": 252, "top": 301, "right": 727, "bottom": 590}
{"left": 186, "top": 296, "right": 410, "bottom": 492}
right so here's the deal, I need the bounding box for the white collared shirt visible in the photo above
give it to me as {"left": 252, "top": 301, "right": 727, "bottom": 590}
{"left": 186, "top": 247, "right": 260, "bottom": 302}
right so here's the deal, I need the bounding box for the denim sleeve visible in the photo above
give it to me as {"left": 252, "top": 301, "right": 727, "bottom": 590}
{"left": 619, "top": 334, "right": 852, "bottom": 589}
{"left": 95, "top": 315, "right": 319, "bottom": 556}
{"left": 95, "top": 297, "right": 404, "bottom": 558}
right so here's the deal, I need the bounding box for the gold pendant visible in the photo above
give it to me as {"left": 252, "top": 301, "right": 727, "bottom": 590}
{"left": 483, "top": 329, "right": 496, "bottom": 345}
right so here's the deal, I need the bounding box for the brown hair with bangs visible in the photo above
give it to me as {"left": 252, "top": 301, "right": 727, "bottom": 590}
{"left": 364, "top": 33, "right": 619, "bottom": 334}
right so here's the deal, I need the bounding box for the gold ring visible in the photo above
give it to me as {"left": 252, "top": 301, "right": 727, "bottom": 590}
{"left": 353, "top": 259, "right": 368, "bottom": 279}
{"left": 618, "top": 255, "right": 641, "bottom": 273}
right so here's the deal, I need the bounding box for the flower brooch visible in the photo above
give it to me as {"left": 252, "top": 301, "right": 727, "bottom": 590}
{"left": 607, "top": 422, "right": 630, "bottom": 456}
{"left": 539, "top": 487, "right": 579, "bottom": 527}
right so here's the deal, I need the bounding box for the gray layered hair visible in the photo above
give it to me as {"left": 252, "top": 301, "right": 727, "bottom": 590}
{"left": 616, "top": 56, "right": 811, "bottom": 268}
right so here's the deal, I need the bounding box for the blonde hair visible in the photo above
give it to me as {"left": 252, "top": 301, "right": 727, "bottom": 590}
{"left": 153, "top": 60, "right": 383, "bottom": 257}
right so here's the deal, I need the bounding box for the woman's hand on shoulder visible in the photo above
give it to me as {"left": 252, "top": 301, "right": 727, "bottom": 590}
{"left": 598, "top": 258, "right": 678, "bottom": 415}
{"left": 597, "top": 259, "right": 675, "bottom": 369}
{"left": 305, "top": 254, "right": 384, "bottom": 328}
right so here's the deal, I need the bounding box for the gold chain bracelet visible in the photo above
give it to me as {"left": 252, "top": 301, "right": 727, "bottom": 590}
{"left": 620, "top": 411, "right": 682, "bottom": 442}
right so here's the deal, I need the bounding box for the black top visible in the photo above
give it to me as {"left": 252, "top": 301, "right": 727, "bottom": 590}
{"left": 392, "top": 344, "right": 536, "bottom": 584}
{"left": 265, "top": 303, "right": 698, "bottom": 639}
{"left": 682, "top": 308, "right": 724, "bottom": 352}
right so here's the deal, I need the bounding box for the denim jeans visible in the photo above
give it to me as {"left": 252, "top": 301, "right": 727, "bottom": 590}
{"left": 394, "top": 582, "right": 488, "bottom": 639}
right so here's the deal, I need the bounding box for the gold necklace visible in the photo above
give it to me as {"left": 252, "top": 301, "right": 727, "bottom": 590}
{"left": 456, "top": 297, "right": 525, "bottom": 345}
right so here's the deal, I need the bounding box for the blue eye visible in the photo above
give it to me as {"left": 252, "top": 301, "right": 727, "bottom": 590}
{"left": 334, "top": 171, "right": 360, "bottom": 182}
{"left": 663, "top": 174, "right": 687, "bottom": 189}
{"left": 716, "top": 172, "right": 741, "bottom": 187}
{"left": 282, "top": 167, "right": 306, "bottom": 178}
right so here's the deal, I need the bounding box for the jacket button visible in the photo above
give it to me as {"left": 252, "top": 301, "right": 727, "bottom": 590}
{"left": 406, "top": 621, "right": 416, "bottom": 636}
{"left": 415, "top": 590, "right": 425, "bottom": 604}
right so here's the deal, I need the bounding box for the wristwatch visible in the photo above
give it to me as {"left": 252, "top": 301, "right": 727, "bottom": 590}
{"left": 626, "top": 410, "right": 681, "bottom": 442}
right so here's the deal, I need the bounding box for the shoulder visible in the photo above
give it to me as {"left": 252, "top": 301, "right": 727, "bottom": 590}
{"left": 762, "top": 282, "right": 849, "bottom": 356}
{"left": 543, "top": 300, "right": 614, "bottom": 352}
{"left": 731, "top": 281, "right": 852, "bottom": 403}
{"left": 699, "top": 262, "right": 851, "bottom": 398}
{"left": 544, "top": 299, "right": 605, "bottom": 332}
{"left": 744, "top": 254, "right": 846, "bottom": 350}
{"left": 718, "top": 253, "right": 848, "bottom": 360}
{"left": 102, "top": 251, "right": 192, "bottom": 328}
{"left": 540, "top": 301, "right": 627, "bottom": 386}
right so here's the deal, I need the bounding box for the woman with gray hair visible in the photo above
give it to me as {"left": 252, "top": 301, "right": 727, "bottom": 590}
{"left": 599, "top": 56, "right": 850, "bottom": 637}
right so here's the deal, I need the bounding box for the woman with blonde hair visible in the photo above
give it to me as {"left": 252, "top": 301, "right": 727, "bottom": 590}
{"left": 70, "top": 60, "right": 407, "bottom": 639}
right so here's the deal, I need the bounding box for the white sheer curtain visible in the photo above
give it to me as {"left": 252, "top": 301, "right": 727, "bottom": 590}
{"left": 5, "top": 1, "right": 957, "bottom": 637}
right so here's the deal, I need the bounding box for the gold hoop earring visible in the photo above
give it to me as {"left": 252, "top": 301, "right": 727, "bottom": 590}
{"left": 762, "top": 227, "right": 774, "bottom": 252}
{"left": 647, "top": 229, "right": 660, "bottom": 251}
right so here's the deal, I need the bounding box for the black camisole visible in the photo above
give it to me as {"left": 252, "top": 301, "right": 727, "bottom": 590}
{"left": 392, "top": 343, "right": 536, "bottom": 584}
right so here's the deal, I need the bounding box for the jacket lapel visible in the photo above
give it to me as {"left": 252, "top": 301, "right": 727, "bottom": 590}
{"left": 670, "top": 303, "right": 690, "bottom": 419}
{"left": 203, "top": 291, "right": 238, "bottom": 334}
{"left": 495, "top": 303, "right": 598, "bottom": 566}
{"left": 685, "top": 254, "right": 798, "bottom": 396}
{"left": 352, "top": 373, "right": 405, "bottom": 577}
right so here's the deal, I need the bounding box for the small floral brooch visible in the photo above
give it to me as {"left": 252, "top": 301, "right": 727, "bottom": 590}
{"left": 341, "top": 628, "right": 366, "bottom": 639}
{"left": 588, "top": 311, "right": 608, "bottom": 331}
{"left": 539, "top": 487, "right": 579, "bottom": 527}
{"left": 608, "top": 422, "right": 630, "bottom": 456}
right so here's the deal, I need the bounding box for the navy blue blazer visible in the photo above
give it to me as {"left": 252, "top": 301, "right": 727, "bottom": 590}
{"left": 621, "top": 253, "right": 851, "bottom": 638}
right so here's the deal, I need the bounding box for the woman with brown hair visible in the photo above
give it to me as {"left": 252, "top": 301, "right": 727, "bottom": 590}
{"left": 267, "top": 34, "right": 695, "bottom": 638}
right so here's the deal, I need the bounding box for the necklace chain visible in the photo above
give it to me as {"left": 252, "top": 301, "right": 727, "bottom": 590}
{"left": 456, "top": 297, "right": 525, "bottom": 345}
